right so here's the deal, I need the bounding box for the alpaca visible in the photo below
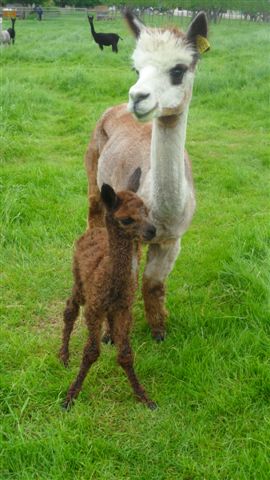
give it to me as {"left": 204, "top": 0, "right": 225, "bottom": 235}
{"left": 87, "top": 15, "right": 122, "bottom": 53}
{"left": 59, "top": 168, "right": 157, "bottom": 410}
{"left": 85, "top": 10, "right": 209, "bottom": 341}
{"left": 0, "top": 18, "right": 16, "bottom": 45}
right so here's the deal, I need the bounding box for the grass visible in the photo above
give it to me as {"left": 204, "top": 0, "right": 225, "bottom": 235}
{"left": 1, "top": 14, "right": 270, "bottom": 480}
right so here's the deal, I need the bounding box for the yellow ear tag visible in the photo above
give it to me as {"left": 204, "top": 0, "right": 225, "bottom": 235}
{"left": 196, "top": 35, "right": 210, "bottom": 54}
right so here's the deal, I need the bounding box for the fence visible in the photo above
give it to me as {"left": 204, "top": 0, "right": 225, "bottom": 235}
{"left": 0, "top": 4, "right": 269, "bottom": 23}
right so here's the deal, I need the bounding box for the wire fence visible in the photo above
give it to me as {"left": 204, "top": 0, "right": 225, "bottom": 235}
{"left": 1, "top": 3, "right": 270, "bottom": 24}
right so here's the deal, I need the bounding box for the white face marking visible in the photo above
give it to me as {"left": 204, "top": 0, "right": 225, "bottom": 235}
{"left": 128, "top": 29, "right": 196, "bottom": 121}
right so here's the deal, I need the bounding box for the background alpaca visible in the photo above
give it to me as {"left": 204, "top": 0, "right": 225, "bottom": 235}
{"left": 0, "top": 18, "right": 16, "bottom": 45}
{"left": 87, "top": 15, "right": 122, "bottom": 53}
{"left": 85, "top": 10, "right": 209, "bottom": 341}
{"left": 59, "top": 169, "right": 157, "bottom": 410}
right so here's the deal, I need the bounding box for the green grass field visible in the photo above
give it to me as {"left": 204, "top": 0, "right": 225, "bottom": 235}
{"left": 1, "top": 14, "right": 270, "bottom": 479}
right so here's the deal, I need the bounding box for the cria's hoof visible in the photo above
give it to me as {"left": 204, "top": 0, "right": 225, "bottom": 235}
{"left": 59, "top": 351, "right": 69, "bottom": 367}
{"left": 152, "top": 332, "right": 165, "bottom": 342}
{"left": 147, "top": 400, "right": 158, "bottom": 410}
{"left": 62, "top": 358, "right": 69, "bottom": 368}
{"left": 102, "top": 333, "right": 114, "bottom": 345}
{"left": 62, "top": 399, "right": 73, "bottom": 411}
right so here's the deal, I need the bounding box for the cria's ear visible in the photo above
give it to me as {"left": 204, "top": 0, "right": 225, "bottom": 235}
{"left": 124, "top": 9, "right": 145, "bottom": 39}
{"left": 186, "top": 12, "right": 209, "bottom": 54}
{"left": 101, "top": 184, "right": 120, "bottom": 210}
{"left": 127, "top": 167, "right": 141, "bottom": 193}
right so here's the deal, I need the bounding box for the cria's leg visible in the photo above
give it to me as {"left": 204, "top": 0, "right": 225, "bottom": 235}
{"left": 113, "top": 310, "right": 157, "bottom": 410}
{"left": 63, "top": 308, "right": 102, "bottom": 409}
{"left": 59, "top": 284, "right": 83, "bottom": 367}
{"left": 143, "top": 240, "right": 181, "bottom": 342}
{"left": 102, "top": 314, "right": 114, "bottom": 345}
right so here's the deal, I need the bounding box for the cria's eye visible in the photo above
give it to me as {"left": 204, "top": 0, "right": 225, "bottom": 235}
{"left": 169, "top": 64, "right": 188, "bottom": 85}
{"left": 120, "top": 218, "right": 135, "bottom": 225}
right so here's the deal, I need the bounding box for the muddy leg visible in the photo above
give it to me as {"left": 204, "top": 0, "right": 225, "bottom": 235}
{"left": 113, "top": 311, "right": 157, "bottom": 410}
{"left": 59, "top": 285, "right": 82, "bottom": 367}
{"left": 63, "top": 309, "right": 102, "bottom": 409}
{"left": 143, "top": 241, "right": 181, "bottom": 341}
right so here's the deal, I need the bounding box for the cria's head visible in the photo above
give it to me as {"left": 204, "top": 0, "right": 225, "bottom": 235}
{"left": 125, "top": 10, "right": 208, "bottom": 122}
{"left": 101, "top": 168, "right": 156, "bottom": 242}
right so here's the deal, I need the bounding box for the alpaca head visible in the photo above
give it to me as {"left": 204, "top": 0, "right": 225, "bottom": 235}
{"left": 101, "top": 168, "right": 156, "bottom": 242}
{"left": 125, "top": 10, "right": 208, "bottom": 122}
{"left": 88, "top": 15, "right": 94, "bottom": 24}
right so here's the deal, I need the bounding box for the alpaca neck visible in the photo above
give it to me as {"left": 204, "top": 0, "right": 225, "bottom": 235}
{"left": 106, "top": 216, "right": 134, "bottom": 287}
{"left": 150, "top": 105, "right": 190, "bottom": 224}
{"left": 89, "top": 21, "right": 96, "bottom": 40}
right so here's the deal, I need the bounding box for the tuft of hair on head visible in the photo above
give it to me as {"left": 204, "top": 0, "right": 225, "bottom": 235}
{"left": 101, "top": 184, "right": 120, "bottom": 211}
{"left": 126, "top": 167, "right": 141, "bottom": 193}
{"left": 123, "top": 8, "right": 145, "bottom": 39}
{"left": 186, "top": 11, "right": 208, "bottom": 52}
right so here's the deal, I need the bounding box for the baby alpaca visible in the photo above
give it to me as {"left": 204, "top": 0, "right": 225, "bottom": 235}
{"left": 87, "top": 15, "right": 122, "bottom": 53}
{"left": 59, "top": 168, "right": 157, "bottom": 410}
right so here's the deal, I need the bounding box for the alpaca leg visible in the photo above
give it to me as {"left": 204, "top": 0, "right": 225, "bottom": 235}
{"left": 63, "top": 308, "right": 102, "bottom": 409}
{"left": 113, "top": 311, "right": 157, "bottom": 409}
{"left": 98, "top": 44, "right": 104, "bottom": 51}
{"left": 59, "top": 285, "right": 82, "bottom": 367}
{"left": 143, "top": 240, "right": 181, "bottom": 341}
{"left": 85, "top": 133, "right": 105, "bottom": 229}
{"left": 112, "top": 43, "right": 118, "bottom": 53}
{"left": 102, "top": 314, "right": 114, "bottom": 344}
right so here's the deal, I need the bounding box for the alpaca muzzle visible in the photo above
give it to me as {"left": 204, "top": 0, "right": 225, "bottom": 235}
{"left": 143, "top": 224, "right": 156, "bottom": 242}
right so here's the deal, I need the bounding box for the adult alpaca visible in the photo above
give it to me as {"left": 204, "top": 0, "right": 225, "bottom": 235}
{"left": 85, "top": 10, "right": 209, "bottom": 341}
{"left": 87, "top": 15, "right": 122, "bottom": 53}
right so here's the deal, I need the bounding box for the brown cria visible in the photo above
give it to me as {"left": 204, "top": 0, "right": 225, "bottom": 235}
{"left": 59, "top": 168, "right": 157, "bottom": 410}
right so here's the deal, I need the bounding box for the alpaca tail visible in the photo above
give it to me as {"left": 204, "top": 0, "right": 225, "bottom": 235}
{"left": 119, "top": 36, "right": 123, "bottom": 40}
{"left": 85, "top": 128, "right": 104, "bottom": 229}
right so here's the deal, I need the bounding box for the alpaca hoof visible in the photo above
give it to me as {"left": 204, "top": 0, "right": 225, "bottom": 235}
{"left": 62, "top": 358, "right": 69, "bottom": 368}
{"left": 59, "top": 352, "right": 69, "bottom": 367}
{"left": 102, "top": 333, "right": 114, "bottom": 345}
{"left": 152, "top": 331, "right": 165, "bottom": 342}
{"left": 147, "top": 400, "right": 158, "bottom": 410}
{"left": 62, "top": 398, "right": 74, "bottom": 411}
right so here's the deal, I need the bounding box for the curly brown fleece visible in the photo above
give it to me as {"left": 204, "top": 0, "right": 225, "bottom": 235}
{"left": 59, "top": 179, "right": 157, "bottom": 410}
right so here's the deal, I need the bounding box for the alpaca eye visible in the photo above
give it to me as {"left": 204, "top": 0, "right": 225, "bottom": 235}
{"left": 120, "top": 218, "right": 134, "bottom": 225}
{"left": 170, "top": 65, "right": 187, "bottom": 85}
{"left": 132, "top": 67, "right": 139, "bottom": 76}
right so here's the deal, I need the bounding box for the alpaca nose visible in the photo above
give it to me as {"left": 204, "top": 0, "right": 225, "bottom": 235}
{"left": 148, "top": 225, "right": 156, "bottom": 237}
{"left": 143, "top": 225, "right": 156, "bottom": 241}
{"left": 130, "top": 92, "right": 150, "bottom": 105}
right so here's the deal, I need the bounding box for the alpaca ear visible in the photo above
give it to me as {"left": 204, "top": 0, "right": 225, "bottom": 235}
{"left": 101, "top": 184, "right": 120, "bottom": 210}
{"left": 126, "top": 167, "right": 141, "bottom": 193}
{"left": 124, "top": 9, "right": 145, "bottom": 39}
{"left": 186, "top": 12, "right": 209, "bottom": 54}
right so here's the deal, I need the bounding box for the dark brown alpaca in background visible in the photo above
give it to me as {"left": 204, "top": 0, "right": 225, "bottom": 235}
{"left": 59, "top": 168, "right": 157, "bottom": 410}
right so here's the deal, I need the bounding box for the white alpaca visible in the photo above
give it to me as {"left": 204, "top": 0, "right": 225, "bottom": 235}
{"left": 85, "top": 10, "right": 209, "bottom": 341}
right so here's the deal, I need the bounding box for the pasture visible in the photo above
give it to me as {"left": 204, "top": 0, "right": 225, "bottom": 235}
{"left": 1, "top": 14, "right": 270, "bottom": 479}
